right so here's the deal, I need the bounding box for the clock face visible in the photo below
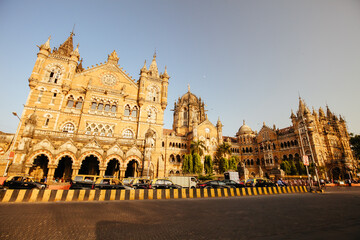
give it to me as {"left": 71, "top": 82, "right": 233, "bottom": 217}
{"left": 205, "top": 128, "right": 210, "bottom": 133}
{"left": 101, "top": 74, "right": 117, "bottom": 86}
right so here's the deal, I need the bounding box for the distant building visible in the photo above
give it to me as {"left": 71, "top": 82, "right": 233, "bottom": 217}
{"left": 0, "top": 33, "right": 356, "bottom": 181}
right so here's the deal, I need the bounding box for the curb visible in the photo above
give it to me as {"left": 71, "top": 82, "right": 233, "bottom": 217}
{"left": 0, "top": 186, "right": 308, "bottom": 203}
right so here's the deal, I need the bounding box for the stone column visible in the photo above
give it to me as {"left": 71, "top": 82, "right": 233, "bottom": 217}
{"left": 24, "top": 164, "right": 33, "bottom": 176}
{"left": 99, "top": 167, "right": 107, "bottom": 177}
{"left": 47, "top": 165, "right": 57, "bottom": 183}
{"left": 119, "top": 167, "right": 127, "bottom": 180}
{"left": 72, "top": 166, "right": 80, "bottom": 176}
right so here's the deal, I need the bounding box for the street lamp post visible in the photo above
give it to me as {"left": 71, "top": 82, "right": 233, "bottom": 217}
{"left": 3, "top": 112, "right": 21, "bottom": 177}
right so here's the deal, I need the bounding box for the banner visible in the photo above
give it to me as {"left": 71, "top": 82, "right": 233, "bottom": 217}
{"left": 302, "top": 155, "right": 309, "bottom": 166}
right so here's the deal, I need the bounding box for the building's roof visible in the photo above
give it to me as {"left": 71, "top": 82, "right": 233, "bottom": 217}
{"left": 236, "top": 120, "right": 253, "bottom": 136}
{"left": 277, "top": 127, "right": 294, "bottom": 136}
{"left": 223, "top": 136, "right": 237, "bottom": 143}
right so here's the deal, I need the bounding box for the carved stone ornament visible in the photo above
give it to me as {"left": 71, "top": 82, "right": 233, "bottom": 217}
{"left": 101, "top": 74, "right": 117, "bottom": 86}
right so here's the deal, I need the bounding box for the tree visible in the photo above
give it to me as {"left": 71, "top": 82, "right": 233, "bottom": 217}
{"left": 190, "top": 140, "right": 207, "bottom": 156}
{"left": 290, "top": 160, "right": 298, "bottom": 175}
{"left": 350, "top": 134, "right": 360, "bottom": 159}
{"left": 182, "top": 154, "right": 193, "bottom": 174}
{"left": 228, "top": 156, "right": 238, "bottom": 171}
{"left": 280, "top": 160, "right": 291, "bottom": 175}
{"left": 204, "top": 155, "right": 213, "bottom": 175}
{"left": 215, "top": 142, "right": 232, "bottom": 159}
{"left": 193, "top": 153, "right": 203, "bottom": 174}
{"left": 219, "top": 157, "right": 229, "bottom": 173}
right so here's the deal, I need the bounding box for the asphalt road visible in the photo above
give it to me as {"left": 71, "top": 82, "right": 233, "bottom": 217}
{"left": 1, "top": 187, "right": 359, "bottom": 240}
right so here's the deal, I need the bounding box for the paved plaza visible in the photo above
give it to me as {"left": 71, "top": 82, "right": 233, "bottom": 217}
{"left": 1, "top": 187, "right": 359, "bottom": 240}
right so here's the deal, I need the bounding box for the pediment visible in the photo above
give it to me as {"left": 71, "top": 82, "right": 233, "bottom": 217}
{"left": 125, "top": 146, "right": 142, "bottom": 159}
{"left": 32, "top": 138, "right": 55, "bottom": 152}
{"left": 198, "top": 119, "right": 216, "bottom": 129}
{"left": 83, "top": 139, "right": 102, "bottom": 150}
{"left": 107, "top": 143, "right": 124, "bottom": 157}
{"left": 57, "top": 140, "right": 78, "bottom": 154}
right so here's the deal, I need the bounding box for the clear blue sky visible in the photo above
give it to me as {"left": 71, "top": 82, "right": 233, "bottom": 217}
{"left": 0, "top": 0, "right": 359, "bottom": 136}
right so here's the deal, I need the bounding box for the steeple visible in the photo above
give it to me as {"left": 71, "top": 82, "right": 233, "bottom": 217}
{"left": 149, "top": 52, "right": 159, "bottom": 77}
{"left": 326, "top": 105, "right": 333, "bottom": 118}
{"left": 38, "top": 36, "right": 51, "bottom": 52}
{"left": 319, "top": 107, "right": 325, "bottom": 117}
{"left": 54, "top": 32, "right": 74, "bottom": 57}
{"left": 298, "top": 97, "right": 305, "bottom": 116}
{"left": 141, "top": 60, "right": 147, "bottom": 72}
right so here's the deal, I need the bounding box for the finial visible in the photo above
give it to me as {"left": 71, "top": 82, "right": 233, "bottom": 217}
{"left": 71, "top": 24, "right": 76, "bottom": 36}
{"left": 188, "top": 84, "right": 190, "bottom": 92}
{"left": 243, "top": 120, "right": 245, "bottom": 125}
{"left": 153, "top": 48, "right": 157, "bottom": 59}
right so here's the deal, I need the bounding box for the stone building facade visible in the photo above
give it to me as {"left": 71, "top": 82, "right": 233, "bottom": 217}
{"left": 0, "top": 32, "right": 356, "bottom": 181}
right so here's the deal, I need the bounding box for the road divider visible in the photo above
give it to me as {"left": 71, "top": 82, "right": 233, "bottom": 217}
{"left": 0, "top": 186, "right": 309, "bottom": 203}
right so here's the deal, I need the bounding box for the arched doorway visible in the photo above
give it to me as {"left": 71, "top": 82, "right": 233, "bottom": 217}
{"left": 54, "top": 156, "right": 73, "bottom": 181}
{"left": 79, "top": 155, "right": 100, "bottom": 175}
{"left": 105, "top": 159, "right": 120, "bottom": 178}
{"left": 29, "top": 154, "right": 49, "bottom": 182}
{"left": 332, "top": 167, "right": 341, "bottom": 180}
{"left": 125, "top": 160, "right": 138, "bottom": 178}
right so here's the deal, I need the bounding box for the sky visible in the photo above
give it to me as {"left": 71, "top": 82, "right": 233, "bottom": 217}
{"left": 0, "top": 0, "right": 359, "bottom": 137}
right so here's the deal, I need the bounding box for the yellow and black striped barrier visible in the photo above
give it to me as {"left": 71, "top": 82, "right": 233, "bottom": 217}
{"left": 0, "top": 186, "right": 309, "bottom": 203}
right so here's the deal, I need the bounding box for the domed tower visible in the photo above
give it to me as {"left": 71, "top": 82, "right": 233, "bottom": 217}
{"left": 172, "top": 87, "right": 206, "bottom": 135}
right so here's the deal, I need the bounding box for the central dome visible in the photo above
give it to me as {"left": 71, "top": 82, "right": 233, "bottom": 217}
{"left": 237, "top": 120, "right": 253, "bottom": 135}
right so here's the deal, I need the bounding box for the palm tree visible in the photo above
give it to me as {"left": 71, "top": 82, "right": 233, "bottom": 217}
{"left": 215, "top": 142, "right": 232, "bottom": 159}
{"left": 190, "top": 140, "right": 207, "bottom": 156}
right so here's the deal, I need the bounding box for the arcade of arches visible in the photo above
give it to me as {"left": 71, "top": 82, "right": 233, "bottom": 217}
{"left": 25, "top": 154, "right": 141, "bottom": 182}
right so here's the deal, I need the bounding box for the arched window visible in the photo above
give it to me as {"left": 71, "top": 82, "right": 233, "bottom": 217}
{"left": 124, "top": 105, "right": 130, "bottom": 116}
{"left": 131, "top": 106, "right": 138, "bottom": 117}
{"left": 98, "top": 103, "right": 104, "bottom": 111}
{"left": 111, "top": 105, "right": 117, "bottom": 113}
{"left": 37, "top": 89, "right": 44, "bottom": 102}
{"left": 251, "top": 159, "right": 254, "bottom": 165}
{"left": 91, "top": 102, "right": 97, "bottom": 110}
{"left": 147, "top": 86, "right": 159, "bottom": 102}
{"left": 170, "top": 155, "right": 175, "bottom": 163}
{"left": 66, "top": 96, "right": 74, "bottom": 108}
{"left": 147, "top": 108, "right": 157, "bottom": 122}
{"left": 123, "top": 129, "right": 134, "bottom": 138}
{"left": 62, "top": 123, "right": 75, "bottom": 133}
{"left": 47, "top": 66, "right": 62, "bottom": 83}
{"left": 104, "top": 104, "right": 110, "bottom": 112}
{"left": 75, "top": 97, "right": 83, "bottom": 109}
{"left": 176, "top": 155, "right": 181, "bottom": 163}
{"left": 50, "top": 92, "right": 57, "bottom": 104}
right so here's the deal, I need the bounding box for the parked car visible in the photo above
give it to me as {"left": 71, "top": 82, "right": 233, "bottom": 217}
{"left": 245, "top": 178, "right": 267, "bottom": 187}
{"left": 222, "top": 179, "right": 245, "bottom": 188}
{"left": 93, "top": 177, "right": 130, "bottom": 190}
{"left": 132, "top": 178, "right": 151, "bottom": 189}
{"left": 70, "top": 175, "right": 101, "bottom": 189}
{"left": 2, "top": 176, "right": 46, "bottom": 189}
{"left": 255, "top": 179, "right": 276, "bottom": 187}
{"left": 197, "top": 180, "right": 231, "bottom": 189}
{"left": 148, "top": 179, "right": 181, "bottom": 189}
{"left": 122, "top": 178, "right": 135, "bottom": 187}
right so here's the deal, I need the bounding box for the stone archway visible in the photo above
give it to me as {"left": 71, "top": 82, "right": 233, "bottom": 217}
{"left": 29, "top": 154, "right": 49, "bottom": 182}
{"left": 54, "top": 156, "right": 73, "bottom": 181}
{"left": 79, "top": 155, "right": 100, "bottom": 175}
{"left": 125, "top": 159, "right": 139, "bottom": 178}
{"left": 105, "top": 158, "right": 121, "bottom": 178}
{"left": 331, "top": 167, "right": 341, "bottom": 180}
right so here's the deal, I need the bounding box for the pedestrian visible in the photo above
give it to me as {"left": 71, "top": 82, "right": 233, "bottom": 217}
{"left": 348, "top": 179, "right": 352, "bottom": 187}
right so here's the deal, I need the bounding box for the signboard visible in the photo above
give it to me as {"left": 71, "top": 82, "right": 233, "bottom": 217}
{"left": 302, "top": 155, "right": 309, "bottom": 166}
{"left": 9, "top": 151, "right": 15, "bottom": 159}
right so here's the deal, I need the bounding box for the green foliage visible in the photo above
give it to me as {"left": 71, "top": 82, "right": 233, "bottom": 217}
{"left": 219, "top": 157, "right": 229, "bottom": 173}
{"left": 290, "top": 160, "right": 298, "bottom": 175}
{"left": 228, "top": 156, "right": 238, "bottom": 171}
{"left": 193, "top": 153, "right": 203, "bottom": 174}
{"left": 215, "top": 142, "right": 232, "bottom": 159}
{"left": 190, "top": 140, "right": 207, "bottom": 156}
{"left": 198, "top": 174, "right": 214, "bottom": 181}
{"left": 204, "top": 155, "right": 213, "bottom": 175}
{"left": 280, "top": 160, "right": 291, "bottom": 175}
{"left": 350, "top": 134, "right": 360, "bottom": 159}
{"left": 182, "top": 154, "right": 193, "bottom": 174}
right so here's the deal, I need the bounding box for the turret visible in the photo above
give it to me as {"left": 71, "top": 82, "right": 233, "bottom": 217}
{"left": 138, "top": 60, "right": 147, "bottom": 107}
{"left": 160, "top": 66, "right": 169, "bottom": 110}
{"left": 149, "top": 53, "right": 159, "bottom": 77}
{"left": 216, "top": 117, "right": 223, "bottom": 143}
{"left": 107, "top": 50, "right": 119, "bottom": 65}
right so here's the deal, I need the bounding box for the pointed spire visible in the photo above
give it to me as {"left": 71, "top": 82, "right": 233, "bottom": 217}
{"left": 162, "top": 65, "right": 169, "bottom": 79}
{"left": 71, "top": 43, "right": 80, "bottom": 58}
{"left": 149, "top": 51, "right": 159, "bottom": 77}
{"left": 298, "top": 97, "right": 305, "bottom": 115}
{"left": 290, "top": 109, "right": 296, "bottom": 119}
{"left": 141, "top": 60, "right": 147, "bottom": 71}
{"left": 39, "top": 36, "right": 51, "bottom": 51}
{"left": 188, "top": 84, "right": 191, "bottom": 92}
{"left": 319, "top": 107, "right": 325, "bottom": 117}
{"left": 326, "top": 105, "right": 332, "bottom": 118}
{"left": 55, "top": 32, "right": 74, "bottom": 57}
